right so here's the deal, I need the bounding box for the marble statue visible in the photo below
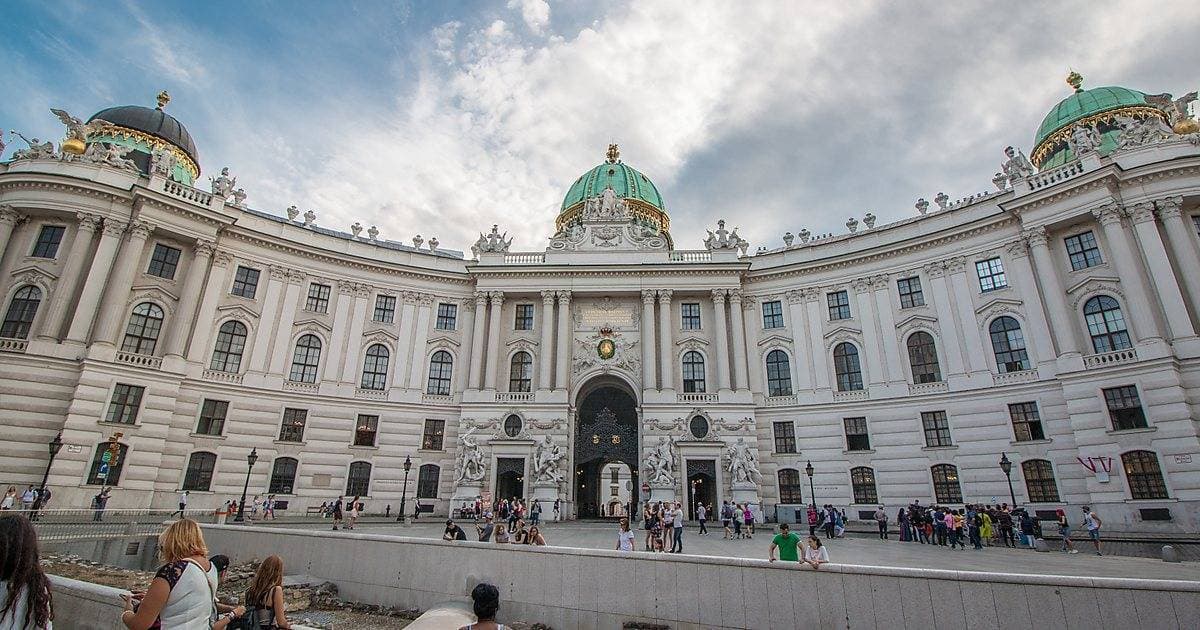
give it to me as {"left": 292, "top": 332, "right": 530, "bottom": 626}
{"left": 583, "top": 186, "right": 631, "bottom": 221}
{"left": 210, "top": 167, "right": 237, "bottom": 198}
{"left": 782, "top": 231, "right": 794, "bottom": 246}
{"left": 643, "top": 436, "right": 677, "bottom": 486}
{"left": 50, "top": 108, "right": 114, "bottom": 150}
{"left": 1001, "top": 146, "right": 1034, "bottom": 184}
{"left": 992, "top": 173, "right": 1008, "bottom": 191}
{"left": 473, "top": 224, "right": 513, "bottom": 254}
{"left": 351, "top": 222, "right": 363, "bottom": 237}
{"left": 725, "top": 437, "right": 762, "bottom": 485}
{"left": 1145, "top": 91, "right": 1199, "bottom": 134}
{"left": 98, "top": 143, "right": 138, "bottom": 171}
{"left": 863, "top": 212, "right": 876, "bottom": 229}
{"left": 231, "top": 188, "right": 247, "bottom": 207}
{"left": 798, "top": 228, "right": 811, "bottom": 243}
{"left": 704, "top": 219, "right": 749, "bottom": 253}
{"left": 149, "top": 148, "right": 178, "bottom": 177}
{"left": 367, "top": 225, "right": 379, "bottom": 241}
{"left": 413, "top": 235, "right": 424, "bottom": 248}
{"left": 9, "top": 131, "right": 56, "bottom": 160}
{"left": 934, "top": 192, "right": 949, "bottom": 210}
{"left": 428, "top": 237, "right": 439, "bottom": 251}
{"left": 532, "top": 435, "right": 566, "bottom": 485}
{"left": 286, "top": 205, "right": 299, "bottom": 221}
{"left": 303, "top": 209, "right": 316, "bottom": 226}
{"left": 915, "top": 198, "right": 930, "bottom": 215}
{"left": 846, "top": 217, "right": 859, "bottom": 233}
{"left": 1114, "top": 114, "right": 1174, "bottom": 149}
{"left": 1068, "top": 123, "right": 1102, "bottom": 156}
{"left": 456, "top": 427, "right": 487, "bottom": 484}
{"left": 0, "top": 130, "right": 5, "bottom": 157}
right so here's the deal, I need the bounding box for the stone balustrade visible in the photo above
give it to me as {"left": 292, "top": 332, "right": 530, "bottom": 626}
{"left": 1025, "top": 158, "right": 1086, "bottom": 191}
{"left": 832, "top": 389, "right": 869, "bottom": 402}
{"left": 908, "top": 381, "right": 949, "bottom": 396}
{"left": 161, "top": 178, "right": 215, "bottom": 205}
{"left": 495, "top": 391, "right": 535, "bottom": 403}
{"left": 202, "top": 369, "right": 244, "bottom": 384}
{"left": 421, "top": 393, "right": 455, "bottom": 405}
{"left": 993, "top": 369, "right": 1040, "bottom": 386}
{"left": 669, "top": 250, "right": 712, "bottom": 262}
{"left": 0, "top": 338, "right": 28, "bottom": 353}
{"left": 1084, "top": 347, "right": 1140, "bottom": 369}
{"left": 114, "top": 351, "right": 162, "bottom": 369}
{"left": 762, "top": 394, "right": 798, "bottom": 407}
{"left": 283, "top": 380, "right": 320, "bottom": 394}
{"left": 354, "top": 387, "right": 388, "bottom": 400}
{"left": 502, "top": 252, "right": 546, "bottom": 264}
{"left": 677, "top": 392, "right": 719, "bottom": 403}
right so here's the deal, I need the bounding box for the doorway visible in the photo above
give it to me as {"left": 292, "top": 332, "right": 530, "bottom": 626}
{"left": 687, "top": 459, "right": 717, "bottom": 520}
{"left": 495, "top": 457, "right": 525, "bottom": 502}
{"left": 573, "top": 382, "right": 639, "bottom": 519}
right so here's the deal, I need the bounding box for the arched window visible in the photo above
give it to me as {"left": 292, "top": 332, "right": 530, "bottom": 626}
{"left": 268, "top": 457, "right": 298, "bottom": 494}
{"left": 850, "top": 467, "right": 878, "bottom": 504}
{"left": 906, "top": 332, "right": 941, "bottom": 383}
{"left": 931, "top": 464, "right": 962, "bottom": 503}
{"left": 360, "top": 344, "right": 390, "bottom": 390}
{"left": 1122, "top": 450, "right": 1169, "bottom": 500}
{"left": 289, "top": 334, "right": 322, "bottom": 383}
{"left": 508, "top": 351, "right": 532, "bottom": 393}
{"left": 209, "top": 321, "right": 247, "bottom": 373}
{"left": 681, "top": 351, "right": 706, "bottom": 393}
{"left": 1021, "top": 459, "right": 1059, "bottom": 503}
{"left": 765, "top": 350, "right": 793, "bottom": 397}
{"left": 833, "top": 342, "right": 863, "bottom": 391}
{"left": 777, "top": 469, "right": 803, "bottom": 504}
{"left": 503, "top": 414, "right": 523, "bottom": 438}
{"left": 426, "top": 350, "right": 453, "bottom": 396}
{"left": 345, "top": 461, "right": 371, "bottom": 496}
{"left": 86, "top": 442, "right": 129, "bottom": 486}
{"left": 182, "top": 452, "right": 217, "bottom": 492}
{"left": 1084, "top": 296, "right": 1132, "bottom": 353}
{"left": 1, "top": 286, "right": 42, "bottom": 339}
{"left": 417, "top": 464, "right": 440, "bottom": 498}
{"left": 989, "top": 316, "right": 1029, "bottom": 373}
{"left": 121, "top": 302, "right": 164, "bottom": 355}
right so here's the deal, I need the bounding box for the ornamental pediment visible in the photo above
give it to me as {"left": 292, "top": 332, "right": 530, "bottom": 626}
{"left": 8, "top": 264, "right": 59, "bottom": 286}
{"left": 292, "top": 317, "right": 333, "bottom": 332}
{"left": 756, "top": 333, "right": 794, "bottom": 347}
{"left": 130, "top": 283, "right": 181, "bottom": 304}
{"left": 427, "top": 334, "right": 461, "bottom": 347}
{"left": 215, "top": 303, "right": 260, "bottom": 321}
{"left": 894, "top": 313, "right": 938, "bottom": 330}
{"left": 1065, "top": 275, "right": 1121, "bottom": 295}
{"left": 362, "top": 328, "right": 399, "bottom": 342}
{"left": 973, "top": 297, "right": 1022, "bottom": 316}
{"left": 822, "top": 325, "right": 862, "bottom": 340}
{"left": 675, "top": 335, "right": 710, "bottom": 349}
{"left": 505, "top": 338, "right": 539, "bottom": 349}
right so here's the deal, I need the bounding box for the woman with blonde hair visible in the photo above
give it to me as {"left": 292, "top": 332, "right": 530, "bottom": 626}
{"left": 121, "top": 519, "right": 244, "bottom": 630}
{"left": 244, "top": 555, "right": 292, "bottom": 629}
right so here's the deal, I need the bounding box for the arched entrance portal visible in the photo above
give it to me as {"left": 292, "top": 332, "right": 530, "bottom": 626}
{"left": 574, "top": 382, "right": 639, "bottom": 519}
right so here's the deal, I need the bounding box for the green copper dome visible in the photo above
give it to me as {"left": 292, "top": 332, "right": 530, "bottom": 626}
{"left": 1030, "top": 74, "right": 1164, "bottom": 169}
{"left": 560, "top": 145, "right": 665, "bottom": 213}
{"left": 1034, "top": 86, "right": 1148, "bottom": 147}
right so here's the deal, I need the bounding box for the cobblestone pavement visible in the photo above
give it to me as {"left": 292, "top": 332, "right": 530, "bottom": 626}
{"left": 268, "top": 519, "right": 1200, "bottom": 581}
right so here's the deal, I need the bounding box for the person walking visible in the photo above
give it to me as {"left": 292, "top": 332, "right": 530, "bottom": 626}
{"left": 0, "top": 487, "right": 15, "bottom": 511}
{"left": 768, "top": 522, "right": 801, "bottom": 563}
{"left": 19, "top": 487, "right": 37, "bottom": 512}
{"left": 743, "top": 504, "right": 755, "bottom": 538}
{"left": 643, "top": 504, "right": 656, "bottom": 550}
{"left": 874, "top": 505, "right": 888, "bottom": 540}
{"left": 0, "top": 515, "right": 54, "bottom": 629}
{"left": 1056, "top": 508, "right": 1078, "bottom": 553}
{"left": 998, "top": 508, "right": 1015, "bottom": 548}
{"left": 802, "top": 536, "right": 830, "bottom": 570}
{"left": 721, "top": 501, "right": 733, "bottom": 539}
{"left": 346, "top": 496, "right": 360, "bottom": 530}
{"left": 806, "top": 504, "right": 819, "bottom": 537}
{"left": 896, "top": 507, "right": 908, "bottom": 542}
{"left": 171, "top": 491, "right": 189, "bottom": 518}
{"left": 696, "top": 502, "right": 708, "bottom": 536}
{"left": 553, "top": 498, "right": 560, "bottom": 522}
{"left": 530, "top": 499, "right": 541, "bottom": 527}
{"left": 1082, "top": 506, "right": 1103, "bottom": 555}
{"left": 671, "top": 502, "right": 685, "bottom": 553}
{"left": 92, "top": 487, "right": 111, "bottom": 522}
{"left": 331, "top": 497, "right": 344, "bottom": 531}
{"left": 732, "top": 503, "right": 744, "bottom": 540}
{"left": 616, "top": 518, "right": 635, "bottom": 552}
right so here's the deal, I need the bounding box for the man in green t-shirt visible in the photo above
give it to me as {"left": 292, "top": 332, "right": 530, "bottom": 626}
{"left": 769, "top": 522, "right": 802, "bottom": 562}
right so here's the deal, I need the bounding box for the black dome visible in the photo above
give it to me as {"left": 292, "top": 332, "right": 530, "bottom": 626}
{"left": 88, "top": 105, "right": 199, "bottom": 165}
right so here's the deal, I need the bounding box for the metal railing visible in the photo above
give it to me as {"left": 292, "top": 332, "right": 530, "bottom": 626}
{"left": 9, "top": 508, "right": 217, "bottom": 542}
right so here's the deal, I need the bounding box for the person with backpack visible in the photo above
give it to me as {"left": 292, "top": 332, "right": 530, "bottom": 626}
{"left": 874, "top": 505, "right": 888, "bottom": 540}
{"left": 1082, "top": 506, "right": 1103, "bottom": 555}
{"left": 238, "top": 555, "right": 292, "bottom": 629}
{"left": 1056, "top": 508, "right": 1078, "bottom": 553}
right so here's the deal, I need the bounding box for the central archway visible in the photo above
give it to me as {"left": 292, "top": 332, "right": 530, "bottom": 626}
{"left": 573, "top": 378, "right": 639, "bottom": 519}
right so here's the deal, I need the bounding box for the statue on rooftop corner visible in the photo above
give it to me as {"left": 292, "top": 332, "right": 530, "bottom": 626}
{"left": 1067, "top": 122, "right": 1102, "bottom": 156}
{"left": 9, "top": 130, "right": 56, "bottom": 161}
{"left": 934, "top": 192, "right": 949, "bottom": 210}
{"left": 351, "top": 222, "right": 363, "bottom": 237}
{"left": 210, "top": 167, "right": 236, "bottom": 198}
{"left": 286, "top": 205, "right": 299, "bottom": 221}
{"left": 149, "top": 148, "right": 178, "bottom": 177}
{"left": 50, "top": 108, "right": 114, "bottom": 155}
{"left": 302, "top": 209, "right": 316, "bottom": 226}
{"left": 231, "top": 188, "right": 247, "bottom": 207}
{"left": 367, "top": 225, "right": 379, "bottom": 241}
{"left": 474, "top": 224, "right": 512, "bottom": 254}
{"left": 704, "top": 219, "right": 748, "bottom": 253}
{"left": 915, "top": 198, "right": 929, "bottom": 215}
{"left": 98, "top": 143, "right": 138, "bottom": 172}
{"left": 1145, "top": 91, "right": 1199, "bottom": 135}
{"left": 1001, "top": 146, "right": 1035, "bottom": 184}
{"left": 1114, "top": 114, "right": 1174, "bottom": 150}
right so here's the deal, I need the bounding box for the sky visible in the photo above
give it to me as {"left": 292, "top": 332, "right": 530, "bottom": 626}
{"left": 2, "top": 0, "right": 1196, "bottom": 255}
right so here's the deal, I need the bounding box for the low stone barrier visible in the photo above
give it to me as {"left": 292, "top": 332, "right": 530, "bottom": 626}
{"left": 201, "top": 524, "right": 1200, "bottom": 629}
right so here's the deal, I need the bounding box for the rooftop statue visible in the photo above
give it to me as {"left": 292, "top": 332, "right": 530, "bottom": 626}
{"left": 473, "top": 224, "right": 512, "bottom": 254}
{"left": 1114, "top": 113, "right": 1175, "bottom": 150}
{"left": 1001, "top": 146, "right": 1035, "bottom": 184}
{"left": 50, "top": 108, "right": 114, "bottom": 155}
{"left": 149, "top": 148, "right": 178, "bottom": 177}
{"left": 0, "top": 130, "right": 6, "bottom": 157}
{"left": 704, "top": 219, "right": 749, "bottom": 254}
{"left": 1145, "top": 91, "right": 1199, "bottom": 134}
{"left": 1067, "top": 122, "right": 1102, "bottom": 156}
{"left": 210, "top": 167, "right": 237, "bottom": 199}
{"left": 8, "top": 130, "right": 57, "bottom": 161}
{"left": 97, "top": 143, "right": 138, "bottom": 171}
{"left": 582, "top": 186, "right": 631, "bottom": 221}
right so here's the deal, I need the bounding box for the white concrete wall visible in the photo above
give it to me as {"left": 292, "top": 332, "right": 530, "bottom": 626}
{"left": 202, "top": 524, "right": 1200, "bottom": 630}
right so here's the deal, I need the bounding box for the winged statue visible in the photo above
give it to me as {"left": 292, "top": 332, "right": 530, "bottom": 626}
{"left": 1144, "top": 91, "right": 1199, "bottom": 133}
{"left": 50, "top": 109, "right": 115, "bottom": 144}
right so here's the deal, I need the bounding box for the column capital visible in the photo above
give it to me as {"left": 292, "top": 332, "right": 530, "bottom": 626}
{"left": 656, "top": 289, "right": 672, "bottom": 304}
{"left": 212, "top": 250, "right": 235, "bottom": 268}
{"left": 402, "top": 290, "right": 420, "bottom": 304}
{"left": 474, "top": 290, "right": 489, "bottom": 304}
{"left": 641, "top": 289, "right": 657, "bottom": 304}
{"left": 0, "top": 204, "right": 22, "bottom": 226}
{"left": 286, "top": 268, "right": 306, "bottom": 284}
{"left": 418, "top": 292, "right": 434, "bottom": 306}
{"left": 944, "top": 256, "right": 967, "bottom": 275}
{"left": 1005, "top": 239, "right": 1029, "bottom": 258}
{"left": 741, "top": 294, "right": 757, "bottom": 310}
{"left": 269, "top": 265, "right": 289, "bottom": 281}
{"left": 1155, "top": 195, "right": 1184, "bottom": 220}
{"left": 489, "top": 290, "right": 505, "bottom": 305}
{"left": 800, "top": 287, "right": 821, "bottom": 301}
{"left": 338, "top": 279, "right": 357, "bottom": 295}
{"left": 101, "top": 220, "right": 127, "bottom": 238}
{"left": 1020, "top": 225, "right": 1048, "bottom": 249}
{"left": 711, "top": 289, "right": 727, "bottom": 304}
{"left": 194, "top": 238, "right": 217, "bottom": 258}
{"left": 727, "top": 289, "right": 743, "bottom": 304}
{"left": 1092, "top": 202, "right": 1125, "bottom": 226}
{"left": 851, "top": 277, "right": 871, "bottom": 293}
{"left": 127, "top": 220, "right": 155, "bottom": 240}
{"left": 785, "top": 290, "right": 804, "bottom": 304}
{"left": 923, "top": 261, "right": 946, "bottom": 279}
{"left": 869, "top": 274, "right": 891, "bottom": 291}
{"left": 1128, "top": 201, "right": 1157, "bottom": 225}
{"left": 556, "top": 290, "right": 571, "bottom": 305}
{"left": 75, "top": 212, "right": 102, "bottom": 233}
{"left": 542, "top": 290, "right": 558, "bottom": 304}
{"left": 356, "top": 283, "right": 376, "bottom": 299}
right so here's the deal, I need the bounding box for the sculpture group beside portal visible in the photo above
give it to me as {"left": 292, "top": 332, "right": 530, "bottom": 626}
{"left": 532, "top": 435, "right": 566, "bottom": 485}
{"left": 455, "top": 427, "right": 487, "bottom": 485}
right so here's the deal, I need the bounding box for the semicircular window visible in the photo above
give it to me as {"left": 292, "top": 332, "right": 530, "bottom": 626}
{"left": 503, "top": 414, "right": 523, "bottom": 438}
{"left": 689, "top": 415, "right": 709, "bottom": 439}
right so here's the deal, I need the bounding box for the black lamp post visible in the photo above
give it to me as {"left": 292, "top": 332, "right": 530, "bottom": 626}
{"left": 805, "top": 460, "right": 815, "bottom": 506}
{"left": 39, "top": 432, "right": 64, "bottom": 496}
{"left": 397, "top": 455, "right": 412, "bottom": 522}
{"left": 235, "top": 447, "right": 258, "bottom": 523}
{"left": 999, "top": 452, "right": 1017, "bottom": 507}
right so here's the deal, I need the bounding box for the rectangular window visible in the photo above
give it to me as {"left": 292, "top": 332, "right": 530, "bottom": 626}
{"left": 435, "top": 303, "right": 457, "bottom": 330}
{"left": 305, "top": 283, "right": 331, "bottom": 312}
{"left": 897, "top": 277, "right": 925, "bottom": 308}
{"left": 196, "top": 399, "right": 229, "bottom": 436}
{"left": 422, "top": 419, "right": 446, "bottom": 450}
{"left": 844, "top": 417, "right": 871, "bottom": 451}
{"left": 772, "top": 421, "right": 796, "bottom": 454}
{"left": 354, "top": 414, "right": 378, "bottom": 447}
{"left": 1103, "top": 385, "right": 1148, "bottom": 431}
{"left": 146, "top": 243, "right": 182, "bottom": 279}
{"left": 975, "top": 257, "right": 1007, "bottom": 292}
{"left": 1064, "top": 231, "right": 1103, "bottom": 271}
{"left": 681, "top": 303, "right": 701, "bottom": 329}
{"left": 1192, "top": 215, "right": 1200, "bottom": 239}
{"left": 373, "top": 294, "right": 396, "bottom": 323}
{"left": 31, "top": 225, "right": 66, "bottom": 258}
{"left": 1008, "top": 402, "right": 1045, "bottom": 442}
{"left": 105, "top": 384, "right": 145, "bottom": 424}
{"left": 278, "top": 408, "right": 307, "bottom": 442}
{"left": 514, "top": 304, "right": 534, "bottom": 330}
{"left": 827, "top": 290, "right": 851, "bottom": 320}
{"left": 761, "top": 300, "right": 784, "bottom": 329}
{"left": 921, "top": 410, "right": 953, "bottom": 447}
{"left": 230, "top": 266, "right": 260, "bottom": 299}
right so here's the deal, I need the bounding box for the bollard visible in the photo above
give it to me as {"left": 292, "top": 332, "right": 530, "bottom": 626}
{"left": 1163, "top": 545, "right": 1181, "bottom": 563}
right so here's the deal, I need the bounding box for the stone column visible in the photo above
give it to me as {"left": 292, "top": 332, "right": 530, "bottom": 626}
{"left": 657, "top": 290, "right": 674, "bottom": 390}
{"left": 393, "top": 292, "right": 419, "bottom": 386}
{"left": 728, "top": 290, "right": 749, "bottom": 391}
{"left": 265, "top": 271, "right": 306, "bottom": 373}
{"left": 1093, "top": 203, "right": 1161, "bottom": 343}
{"left": 711, "top": 290, "right": 732, "bottom": 391}
{"left": 406, "top": 294, "right": 433, "bottom": 388}
{"left": 322, "top": 280, "right": 356, "bottom": 381}
{"left": 870, "top": 276, "right": 903, "bottom": 382}
{"left": 37, "top": 213, "right": 100, "bottom": 341}
{"left": 925, "top": 262, "right": 966, "bottom": 376}
{"left": 467, "top": 291, "right": 488, "bottom": 390}
{"left": 946, "top": 257, "right": 988, "bottom": 373}
{"left": 0, "top": 205, "right": 23, "bottom": 267}
{"left": 743, "top": 295, "right": 766, "bottom": 394}
{"left": 247, "top": 266, "right": 288, "bottom": 372}
{"left": 162, "top": 239, "right": 215, "bottom": 358}
{"left": 540, "top": 291, "right": 557, "bottom": 390}
{"left": 1023, "top": 227, "right": 1079, "bottom": 356}
{"left": 456, "top": 298, "right": 478, "bottom": 392}
{"left": 853, "top": 278, "right": 886, "bottom": 385}
{"left": 92, "top": 220, "right": 155, "bottom": 346}
{"left": 1129, "top": 201, "right": 1195, "bottom": 339}
{"left": 341, "top": 284, "right": 373, "bottom": 384}
{"left": 785, "top": 291, "right": 812, "bottom": 391}
{"left": 185, "top": 251, "right": 234, "bottom": 365}
{"left": 803, "top": 289, "right": 829, "bottom": 390}
{"left": 484, "top": 291, "right": 505, "bottom": 389}
{"left": 1155, "top": 196, "right": 1200, "bottom": 324}
{"left": 554, "top": 291, "right": 571, "bottom": 390}
{"left": 66, "top": 220, "right": 126, "bottom": 343}
{"left": 640, "top": 290, "right": 657, "bottom": 390}
{"left": 1006, "top": 237, "right": 1059, "bottom": 365}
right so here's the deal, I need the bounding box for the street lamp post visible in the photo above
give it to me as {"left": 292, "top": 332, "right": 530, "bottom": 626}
{"left": 39, "top": 432, "right": 64, "bottom": 495}
{"left": 998, "top": 452, "right": 1016, "bottom": 507}
{"left": 805, "top": 461, "right": 815, "bottom": 506}
{"left": 397, "top": 455, "right": 412, "bottom": 522}
{"left": 235, "top": 448, "right": 258, "bottom": 523}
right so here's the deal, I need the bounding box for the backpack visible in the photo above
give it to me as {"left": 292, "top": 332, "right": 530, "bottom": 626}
{"left": 227, "top": 606, "right": 275, "bottom": 630}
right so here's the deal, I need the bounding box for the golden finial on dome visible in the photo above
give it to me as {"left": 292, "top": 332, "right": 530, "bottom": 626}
{"left": 606, "top": 143, "right": 620, "bottom": 163}
{"left": 156, "top": 90, "right": 171, "bottom": 110}
{"left": 1066, "top": 71, "right": 1083, "bottom": 93}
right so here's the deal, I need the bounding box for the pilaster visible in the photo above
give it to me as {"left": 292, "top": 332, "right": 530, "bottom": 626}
{"left": 641, "top": 289, "right": 658, "bottom": 391}
{"left": 657, "top": 290, "right": 674, "bottom": 391}
{"left": 37, "top": 212, "right": 99, "bottom": 341}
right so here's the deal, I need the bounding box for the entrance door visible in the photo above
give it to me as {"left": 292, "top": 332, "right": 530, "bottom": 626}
{"left": 574, "top": 385, "right": 639, "bottom": 519}
{"left": 687, "top": 459, "right": 716, "bottom": 520}
{"left": 495, "top": 457, "right": 525, "bottom": 502}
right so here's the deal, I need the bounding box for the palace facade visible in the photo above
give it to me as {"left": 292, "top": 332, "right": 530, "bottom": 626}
{"left": 3, "top": 76, "right": 1200, "bottom": 531}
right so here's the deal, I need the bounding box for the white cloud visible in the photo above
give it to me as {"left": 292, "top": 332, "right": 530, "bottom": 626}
{"left": 507, "top": 0, "right": 550, "bottom": 34}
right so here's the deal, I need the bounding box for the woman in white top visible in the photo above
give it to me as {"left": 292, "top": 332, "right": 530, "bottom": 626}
{"left": 803, "top": 536, "right": 830, "bottom": 570}
{"left": 616, "top": 518, "right": 635, "bottom": 552}
{"left": 121, "top": 519, "right": 244, "bottom": 630}
{"left": 347, "top": 496, "right": 360, "bottom": 530}
{"left": 0, "top": 488, "right": 15, "bottom": 511}
{"left": 1, "top": 515, "right": 53, "bottom": 629}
